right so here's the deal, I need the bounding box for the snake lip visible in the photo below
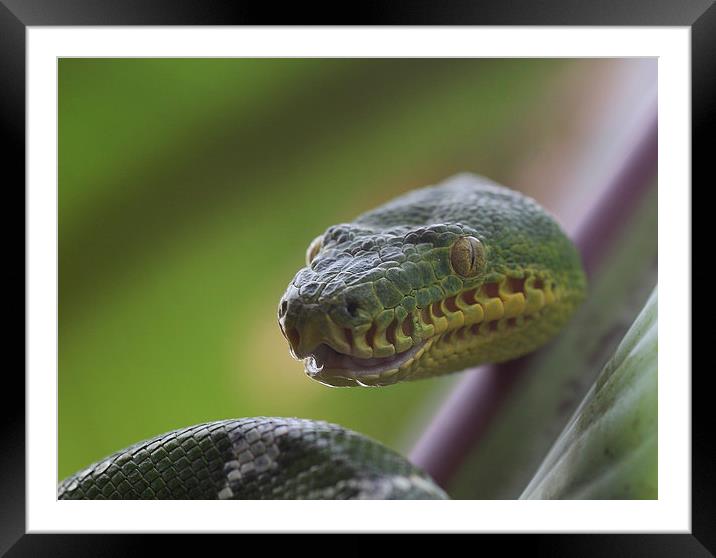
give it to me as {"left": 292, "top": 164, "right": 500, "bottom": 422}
{"left": 304, "top": 341, "right": 426, "bottom": 380}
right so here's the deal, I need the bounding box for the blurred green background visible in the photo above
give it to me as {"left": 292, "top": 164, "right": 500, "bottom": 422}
{"left": 59, "top": 58, "right": 614, "bottom": 479}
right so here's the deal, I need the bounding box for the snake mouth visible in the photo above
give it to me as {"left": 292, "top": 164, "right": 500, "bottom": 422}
{"left": 284, "top": 272, "right": 564, "bottom": 387}
{"left": 304, "top": 340, "right": 428, "bottom": 387}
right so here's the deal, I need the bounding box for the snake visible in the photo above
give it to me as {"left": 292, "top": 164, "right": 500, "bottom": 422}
{"left": 58, "top": 174, "right": 586, "bottom": 500}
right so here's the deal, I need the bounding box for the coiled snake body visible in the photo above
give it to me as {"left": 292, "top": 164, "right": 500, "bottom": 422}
{"left": 58, "top": 174, "right": 586, "bottom": 500}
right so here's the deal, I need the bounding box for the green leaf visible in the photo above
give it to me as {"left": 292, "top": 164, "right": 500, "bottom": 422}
{"left": 521, "top": 287, "right": 657, "bottom": 499}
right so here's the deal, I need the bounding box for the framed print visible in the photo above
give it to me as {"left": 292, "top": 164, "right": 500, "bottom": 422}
{"left": 5, "top": 0, "right": 709, "bottom": 553}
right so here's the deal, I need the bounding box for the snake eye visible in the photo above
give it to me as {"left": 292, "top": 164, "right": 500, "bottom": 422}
{"left": 306, "top": 235, "right": 324, "bottom": 265}
{"left": 450, "top": 236, "right": 485, "bottom": 278}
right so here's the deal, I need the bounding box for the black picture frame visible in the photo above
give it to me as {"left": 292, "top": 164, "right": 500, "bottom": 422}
{"left": 5, "top": 1, "right": 708, "bottom": 554}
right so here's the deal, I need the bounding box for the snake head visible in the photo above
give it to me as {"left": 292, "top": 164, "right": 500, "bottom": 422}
{"left": 278, "top": 174, "right": 586, "bottom": 387}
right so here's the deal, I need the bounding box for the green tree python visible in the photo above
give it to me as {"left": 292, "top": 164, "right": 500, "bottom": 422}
{"left": 58, "top": 174, "right": 587, "bottom": 500}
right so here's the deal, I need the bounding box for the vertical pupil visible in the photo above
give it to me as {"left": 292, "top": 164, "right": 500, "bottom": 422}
{"left": 451, "top": 237, "right": 482, "bottom": 277}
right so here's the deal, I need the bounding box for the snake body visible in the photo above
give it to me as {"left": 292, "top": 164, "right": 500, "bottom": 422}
{"left": 58, "top": 417, "right": 446, "bottom": 499}
{"left": 58, "top": 174, "right": 586, "bottom": 500}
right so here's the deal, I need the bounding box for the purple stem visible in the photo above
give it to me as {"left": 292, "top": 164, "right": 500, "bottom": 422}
{"left": 409, "top": 111, "right": 657, "bottom": 488}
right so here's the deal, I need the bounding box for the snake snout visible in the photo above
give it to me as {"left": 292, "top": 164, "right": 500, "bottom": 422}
{"left": 277, "top": 294, "right": 302, "bottom": 357}
{"left": 278, "top": 298, "right": 335, "bottom": 360}
{"left": 278, "top": 290, "right": 366, "bottom": 361}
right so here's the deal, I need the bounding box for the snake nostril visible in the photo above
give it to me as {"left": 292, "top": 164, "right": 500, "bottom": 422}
{"left": 278, "top": 299, "right": 288, "bottom": 319}
{"left": 346, "top": 300, "right": 360, "bottom": 318}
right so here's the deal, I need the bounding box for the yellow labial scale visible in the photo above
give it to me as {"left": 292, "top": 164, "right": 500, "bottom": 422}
{"left": 392, "top": 307, "right": 414, "bottom": 353}
{"left": 352, "top": 322, "right": 374, "bottom": 358}
{"left": 413, "top": 312, "right": 435, "bottom": 339}
{"left": 523, "top": 288, "right": 545, "bottom": 315}
{"left": 372, "top": 338, "right": 396, "bottom": 358}
{"left": 400, "top": 339, "right": 435, "bottom": 376}
{"left": 479, "top": 297, "right": 504, "bottom": 321}
{"left": 399, "top": 357, "right": 413, "bottom": 372}
{"left": 393, "top": 329, "right": 413, "bottom": 353}
{"left": 455, "top": 296, "right": 485, "bottom": 325}
{"left": 374, "top": 309, "right": 395, "bottom": 329}
{"left": 442, "top": 306, "right": 465, "bottom": 330}
{"left": 372, "top": 310, "right": 396, "bottom": 358}
{"left": 324, "top": 316, "right": 352, "bottom": 355}
{"left": 543, "top": 286, "right": 556, "bottom": 305}
{"left": 428, "top": 306, "right": 449, "bottom": 335}
{"left": 414, "top": 340, "right": 431, "bottom": 362}
{"left": 298, "top": 318, "right": 330, "bottom": 357}
{"left": 500, "top": 292, "right": 526, "bottom": 318}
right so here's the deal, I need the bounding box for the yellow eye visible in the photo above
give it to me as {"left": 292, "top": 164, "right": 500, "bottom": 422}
{"left": 306, "top": 235, "right": 323, "bottom": 266}
{"left": 450, "top": 236, "right": 485, "bottom": 278}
